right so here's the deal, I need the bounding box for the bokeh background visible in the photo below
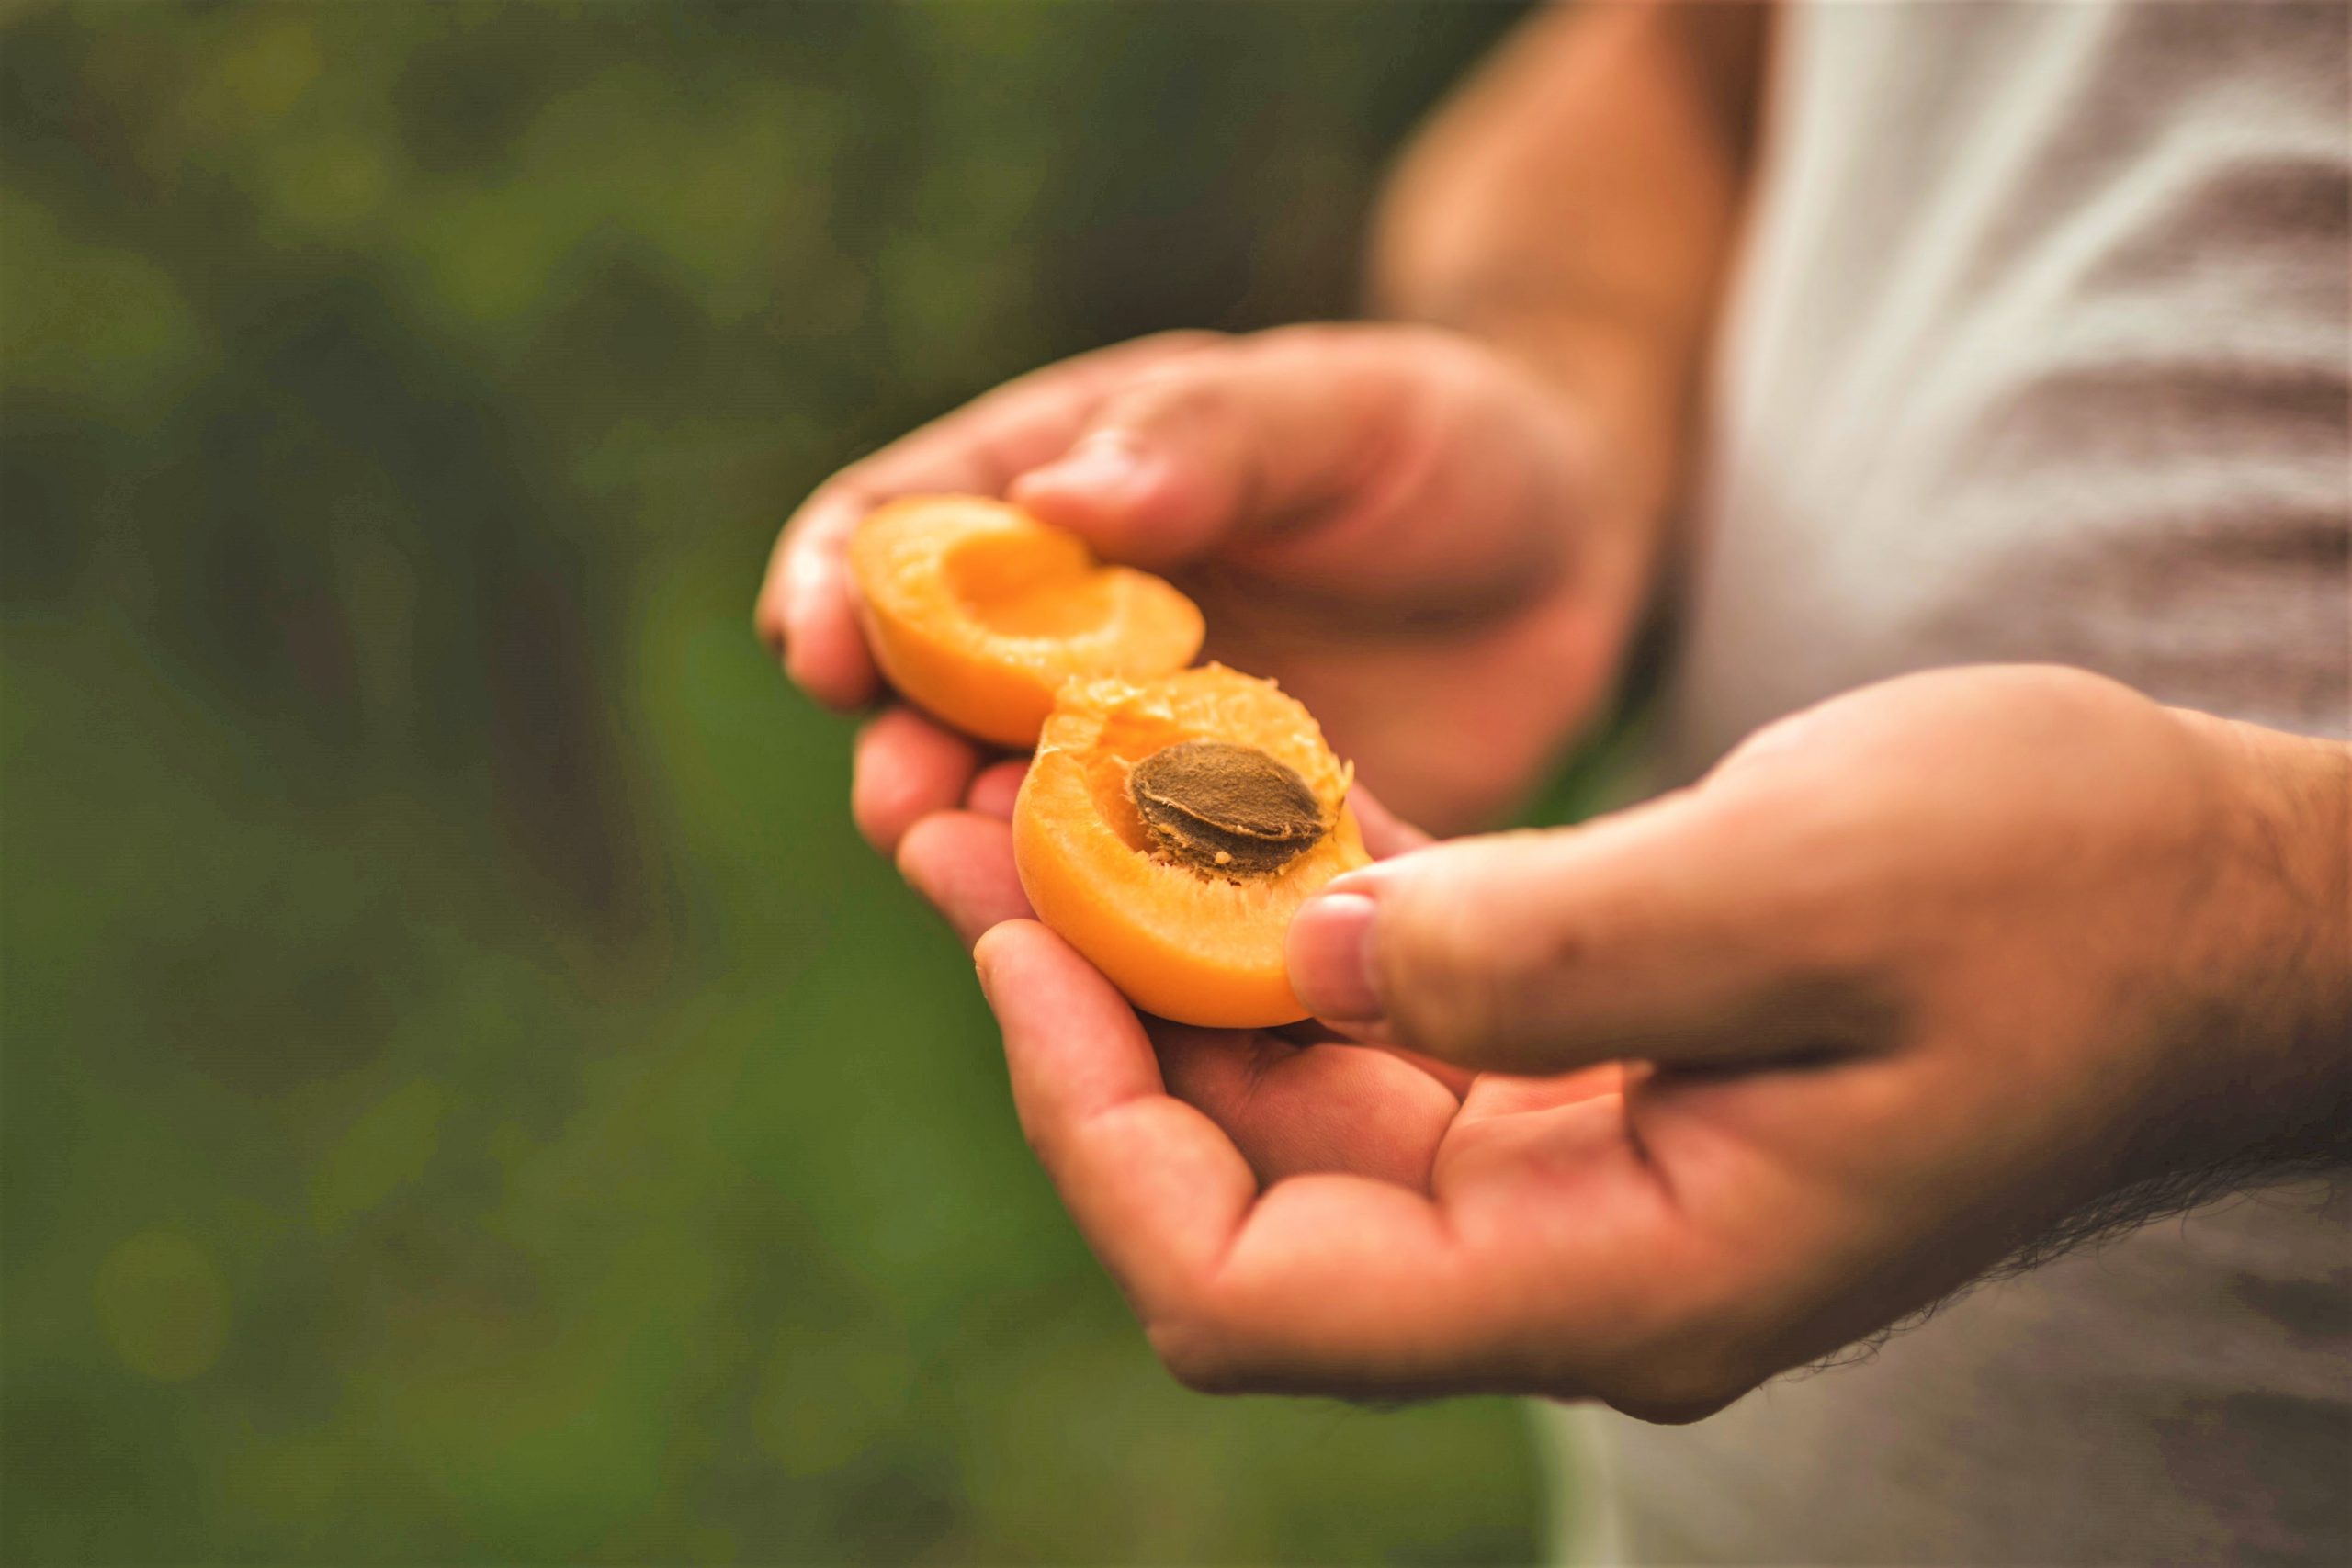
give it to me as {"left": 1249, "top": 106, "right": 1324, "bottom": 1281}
{"left": 0, "top": 2, "right": 1569, "bottom": 1561}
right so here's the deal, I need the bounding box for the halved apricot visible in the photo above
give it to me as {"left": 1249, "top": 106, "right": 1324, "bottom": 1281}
{"left": 848, "top": 496, "right": 1205, "bottom": 748}
{"left": 1012, "top": 665, "right": 1373, "bottom": 1028}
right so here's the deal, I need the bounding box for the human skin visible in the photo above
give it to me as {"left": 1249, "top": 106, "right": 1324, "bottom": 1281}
{"left": 928, "top": 665, "right": 2351, "bottom": 1417}
{"left": 761, "top": 324, "right": 1645, "bottom": 839}
{"left": 755, "top": 2, "right": 2352, "bottom": 1411}
{"left": 754, "top": 4, "right": 1755, "bottom": 840}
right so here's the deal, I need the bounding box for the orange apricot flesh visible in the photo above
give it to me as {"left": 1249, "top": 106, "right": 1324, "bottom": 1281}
{"left": 848, "top": 496, "right": 1204, "bottom": 748}
{"left": 1013, "top": 665, "right": 1373, "bottom": 1029}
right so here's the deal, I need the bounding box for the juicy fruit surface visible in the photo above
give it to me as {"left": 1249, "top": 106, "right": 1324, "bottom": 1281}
{"left": 847, "top": 496, "right": 1204, "bottom": 748}
{"left": 1013, "top": 666, "right": 1371, "bottom": 1029}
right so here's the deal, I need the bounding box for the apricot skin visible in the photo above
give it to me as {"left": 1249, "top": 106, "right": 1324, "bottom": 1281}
{"left": 848, "top": 496, "right": 1204, "bottom": 749}
{"left": 1012, "top": 667, "right": 1371, "bottom": 1029}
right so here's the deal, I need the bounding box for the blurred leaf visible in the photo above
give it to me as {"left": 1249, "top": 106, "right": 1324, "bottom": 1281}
{"left": 93, "top": 1231, "right": 232, "bottom": 1382}
{"left": 311, "top": 1079, "right": 449, "bottom": 1233}
{"left": 2, "top": 3, "right": 1544, "bottom": 1562}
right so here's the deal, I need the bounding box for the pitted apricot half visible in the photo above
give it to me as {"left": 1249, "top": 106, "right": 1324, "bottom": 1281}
{"left": 1012, "top": 665, "right": 1373, "bottom": 1029}
{"left": 848, "top": 496, "right": 1205, "bottom": 748}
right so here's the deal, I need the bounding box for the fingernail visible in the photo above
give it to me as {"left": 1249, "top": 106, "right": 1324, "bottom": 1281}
{"left": 1287, "top": 891, "right": 1384, "bottom": 1024}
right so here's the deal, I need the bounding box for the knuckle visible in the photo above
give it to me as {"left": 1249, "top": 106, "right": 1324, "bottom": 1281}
{"left": 1384, "top": 916, "right": 1504, "bottom": 1062}
{"left": 811, "top": 465, "right": 878, "bottom": 508}
{"left": 1381, "top": 842, "right": 1574, "bottom": 1067}
{"left": 782, "top": 483, "right": 873, "bottom": 557}
{"left": 1120, "top": 360, "right": 1236, "bottom": 427}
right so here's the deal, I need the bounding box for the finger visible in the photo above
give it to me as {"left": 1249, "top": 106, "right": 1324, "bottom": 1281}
{"left": 1455, "top": 1063, "right": 1628, "bottom": 1122}
{"left": 852, "top": 708, "right": 984, "bottom": 856}
{"left": 755, "top": 332, "right": 1224, "bottom": 708}
{"left": 1009, "top": 324, "right": 1576, "bottom": 607}
{"left": 1287, "top": 787, "right": 1883, "bottom": 1077}
{"left": 1374, "top": 1045, "right": 1477, "bottom": 1099}
{"left": 974, "top": 923, "right": 1478, "bottom": 1388}
{"left": 1308, "top": 1021, "right": 1480, "bottom": 1099}
{"left": 964, "top": 759, "right": 1029, "bottom": 820}
{"left": 897, "top": 812, "right": 1033, "bottom": 947}
{"left": 761, "top": 487, "right": 881, "bottom": 710}
{"left": 1349, "top": 784, "right": 1433, "bottom": 860}
{"left": 1153, "top": 1026, "right": 1460, "bottom": 1190}
{"left": 978, "top": 923, "right": 1682, "bottom": 1400}
{"left": 1268, "top": 1019, "right": 1476, "bottom": 1098}
{"left": 1283, "top": 786, "right": 1426, "bottom": 1042}
{"left": 1008, "top": 327, "right": 1394, "bottom": 571}
{"left": 974, "top": 920, "right": 1257, "bottom": 1310}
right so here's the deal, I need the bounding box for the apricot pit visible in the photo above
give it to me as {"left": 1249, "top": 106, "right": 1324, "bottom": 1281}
{"left": 1130, "top": 741, "right": 1327, "bottom": 876}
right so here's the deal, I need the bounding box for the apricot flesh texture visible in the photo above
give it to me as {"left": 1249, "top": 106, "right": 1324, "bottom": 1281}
{"left": 847, "top": 496, "right": 1204, "bottom": 748}
{"left": 1013, "top": 666, "right": 1370, "bottom": 1029}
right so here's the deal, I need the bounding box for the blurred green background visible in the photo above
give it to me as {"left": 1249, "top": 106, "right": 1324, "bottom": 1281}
{"left": 1, "top": 1, "right": 1559, "bottom": 1561}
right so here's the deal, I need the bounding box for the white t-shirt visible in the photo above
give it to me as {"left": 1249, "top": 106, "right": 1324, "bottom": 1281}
{"left": 1548, "top": 3, "right": 2350, "bottom": 1562}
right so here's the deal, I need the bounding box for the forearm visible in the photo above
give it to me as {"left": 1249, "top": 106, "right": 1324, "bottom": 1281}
{"left": 1372, "top": 1, "right": 1767, "bottom": 552}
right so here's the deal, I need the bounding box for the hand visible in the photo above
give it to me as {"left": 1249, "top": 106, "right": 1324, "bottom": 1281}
{"left": 755, "top": 324, "right": 1659, "bottom": 842}
{"left": 934, "top": 665, "right": 2348, "bottom": 1416}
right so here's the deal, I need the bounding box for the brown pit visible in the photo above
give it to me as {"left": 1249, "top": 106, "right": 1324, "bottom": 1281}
{"left": 1128, "top": 740, "right": 1326, "bottom": 877}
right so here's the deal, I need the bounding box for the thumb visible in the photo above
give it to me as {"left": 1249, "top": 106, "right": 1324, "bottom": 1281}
{"left": 1285, "top": 793, "right": 1882, "bottom": 1076}
{"left": 1007, "top": 326, "right": 1393, "bottom": 571}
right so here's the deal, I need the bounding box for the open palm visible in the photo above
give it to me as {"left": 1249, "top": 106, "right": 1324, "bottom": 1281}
{"left": 896, "top": 768, "right": 1715, "bottom": 1416}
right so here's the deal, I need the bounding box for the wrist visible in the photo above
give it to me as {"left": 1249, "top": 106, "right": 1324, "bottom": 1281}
{"left": 1427, "top": 315, "right": 1683, "bottom": 667}
{"left": 2164, "top": 711, "right": 2351, "bottom": 1179}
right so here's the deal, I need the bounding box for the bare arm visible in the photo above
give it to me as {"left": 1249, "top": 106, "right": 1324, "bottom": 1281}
{"left": 1374, "top": 0, "right": 1769, "bottom": 584}
{"left": 761, "top": 5, "right": 1775, "bottom": 835}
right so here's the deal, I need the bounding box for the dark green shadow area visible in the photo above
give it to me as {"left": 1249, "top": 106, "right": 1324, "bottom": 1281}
{"left": 1, "top": 3, "right": 1552, "bottom": 1562}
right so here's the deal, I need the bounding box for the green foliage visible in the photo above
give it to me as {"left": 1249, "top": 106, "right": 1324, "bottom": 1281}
{"left": 1, "top": 1, "right": 1545, "bottom": 1562}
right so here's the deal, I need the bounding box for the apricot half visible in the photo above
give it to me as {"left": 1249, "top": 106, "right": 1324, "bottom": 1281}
{"left": 1013, "top": 665, "right": 1373, "bottom": 1029}
{"left": 848, "top": 496, "right": 1204, "bottom": 748}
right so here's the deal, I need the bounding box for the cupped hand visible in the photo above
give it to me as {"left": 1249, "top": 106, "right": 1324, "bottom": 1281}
{"left": 920, "top": 664, "right": 2346, "bottom": 1416}
{"left": 888, "top": 772, "right": 1660, "bottom": 1397}
{"left": 757, "top": 324, "right": 1656, "bottom": 840}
